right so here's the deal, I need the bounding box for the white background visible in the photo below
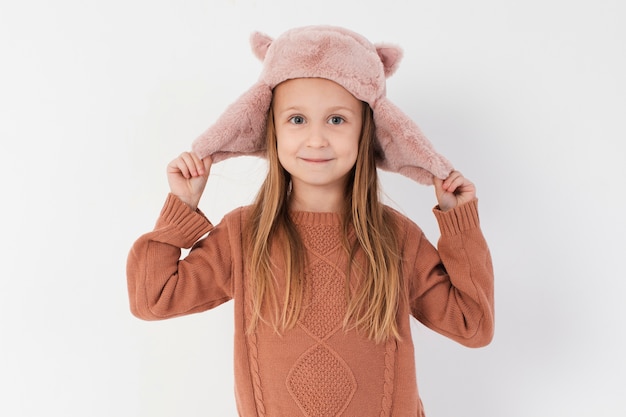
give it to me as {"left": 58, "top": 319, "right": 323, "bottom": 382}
{"left": 1, "top": 0, "right": 625, "bottom": 416}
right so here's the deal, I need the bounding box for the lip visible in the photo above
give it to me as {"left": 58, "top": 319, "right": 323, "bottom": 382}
{"left": 299, "top": 157, "right": 333, "bottom": 163}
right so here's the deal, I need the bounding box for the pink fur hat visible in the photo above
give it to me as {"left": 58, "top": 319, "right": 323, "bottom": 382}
{"left": 192, "top": 25, "right": 453, "bottom": 184}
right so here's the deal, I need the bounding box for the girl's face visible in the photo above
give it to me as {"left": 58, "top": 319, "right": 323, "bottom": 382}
{"left": 272, "top": 78, "right": 362, "bottom": 199}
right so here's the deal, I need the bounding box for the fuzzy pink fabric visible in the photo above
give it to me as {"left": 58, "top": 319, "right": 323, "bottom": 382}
{"left": 192, "top": 25, "right": 453, "bottom": 184}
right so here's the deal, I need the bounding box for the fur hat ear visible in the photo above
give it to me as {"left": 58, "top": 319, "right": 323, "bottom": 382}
{"left": 250, "top": 32, "right": 273, "bottom": 61}
{"left": 376, "top": 45, "right": 403, "bottom": 78}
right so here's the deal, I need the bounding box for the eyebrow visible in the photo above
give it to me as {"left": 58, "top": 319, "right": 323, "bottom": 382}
{"left": 327, "top": 106, "right": 357, "bottom": 114}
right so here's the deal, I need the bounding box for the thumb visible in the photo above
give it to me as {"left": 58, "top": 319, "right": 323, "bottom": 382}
{"left": 201, "top": 155, "right": 213, "bottom": 178}
{"left": 433, "top": 176, "right": 444, "bottom": 197}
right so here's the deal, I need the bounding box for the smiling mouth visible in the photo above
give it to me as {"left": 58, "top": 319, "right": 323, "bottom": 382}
{"left": 300, "top": 157, "right": 332, "bottom": 163}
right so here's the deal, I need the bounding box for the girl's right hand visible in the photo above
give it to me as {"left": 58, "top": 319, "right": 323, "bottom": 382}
{"left": 166, "top": 152, "right": 212, "bottom": 211}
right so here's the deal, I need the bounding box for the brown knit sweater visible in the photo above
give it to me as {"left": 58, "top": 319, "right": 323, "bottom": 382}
{"left": 127, "top": 194, "right": 494, "bottom": 417}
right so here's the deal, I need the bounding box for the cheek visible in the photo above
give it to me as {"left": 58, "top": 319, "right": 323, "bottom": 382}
{"left": 342, "top": 132, "right": 361, "bottom": 162}
{"left": 276, "top": 128, "right": 301, "bottom": 151}
{"left": 275, "top": 135, "right": 294, "bottom": 166}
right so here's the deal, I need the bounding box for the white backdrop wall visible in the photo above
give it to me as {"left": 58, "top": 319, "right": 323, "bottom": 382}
{"left": 1, "top": 1, "right": 624, "bottom": 416}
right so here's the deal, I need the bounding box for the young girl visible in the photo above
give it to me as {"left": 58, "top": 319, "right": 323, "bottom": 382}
{"left": 127, "top": 26, "right": 494, "bottom": 417}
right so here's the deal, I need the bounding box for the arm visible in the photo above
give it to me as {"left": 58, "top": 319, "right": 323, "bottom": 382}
{"left": 126, "top": 194, "right": 234, "bottom": 320}
{"left": 126, "top": 152, "right": 233, "bottom": 320}
{"left": 408, "top": 171, "right": 494, "bottom": 347}
{"left": 409, "top": 199, "right": 494, "bottom": 347}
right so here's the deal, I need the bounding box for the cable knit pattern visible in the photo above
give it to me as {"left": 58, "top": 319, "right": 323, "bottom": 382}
{"left": 287, "top": 345, "right": 356, "bottom": 417}
{"left": 299, "top": 262, "right": 345, "bottom": 339}
{"left": 287, "top": 219, "right": 356, "bottom": 416}
{"left": 298, "top": 224, "right": 341, "bottom": 256}
{"left": 380, "top": 339, "right": 396, "bottom": 417}
{"left": 127, "top": 196, "right": 494, "bottom": 416}
{"left": 247, "top": 332, "right": 266, "bottom": 417}
{"left": 297, "top": 222, "right": 347, "bottom": 340}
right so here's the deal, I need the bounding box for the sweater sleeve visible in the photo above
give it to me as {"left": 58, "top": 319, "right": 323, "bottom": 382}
{"left": 126, "top": 193, "right": 234, "bottom": 320}
{"left": 407, "top": 199, "right": 494, "bottom": 347}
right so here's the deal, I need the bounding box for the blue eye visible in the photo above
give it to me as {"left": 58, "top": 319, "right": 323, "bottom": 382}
{"left": 329, "top": 116, "right": 344, "bottom": 125}
{"left": 289, "top": 115, "right": 305, "bottom": 124}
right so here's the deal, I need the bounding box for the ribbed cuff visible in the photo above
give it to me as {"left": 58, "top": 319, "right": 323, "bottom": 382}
{"left": 433, "top": 199, "right": 480, "bottom": 236}
{"left": 159, "top": 193, "right": 213, "bottom": 244}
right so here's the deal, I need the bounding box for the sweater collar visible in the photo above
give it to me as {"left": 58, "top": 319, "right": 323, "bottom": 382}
{"left": 289, "top": 210, "right": 343, "bottom": 226}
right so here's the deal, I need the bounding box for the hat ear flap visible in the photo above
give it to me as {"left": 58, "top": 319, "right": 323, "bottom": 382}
{"left": 376, "top": 44, "right": 403, "bottom": 78}
{"left": 250, "top": 31, "right": 273, "bottom": 61}
{"left": 192, "top": 82, "right": 273, "bottom": 162}
{"left": 374, "top": 98, "right": 453, "bottom": 184}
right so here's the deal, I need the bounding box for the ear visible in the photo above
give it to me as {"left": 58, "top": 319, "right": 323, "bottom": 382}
{"left": 250, "top": 31, "right": 273, "bottom": 61}
{"left": 375, "top": 44, "right": 403, "bottom": 78}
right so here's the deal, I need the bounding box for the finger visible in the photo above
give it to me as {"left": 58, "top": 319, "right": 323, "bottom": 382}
{"left": 167, "top": 154, "right": 191, "bottom": 179}
{"left": 443, "top": 171, "right": 463, "bottom": 192}
{"left": 181, "top": 152, "right": 208, "bottom": 178}
{"left": 446, "top": 176, "right": 465, "bottom": 194}
{"left": 188, "top": 152, "right": 207, "bottom": 176}
{"left": 179, "top": 152, "right": 197, "bottom": 177}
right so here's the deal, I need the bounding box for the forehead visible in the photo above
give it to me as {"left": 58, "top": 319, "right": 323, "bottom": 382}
{"left": 272, "top": 78, "right": 361, "bottom": 110}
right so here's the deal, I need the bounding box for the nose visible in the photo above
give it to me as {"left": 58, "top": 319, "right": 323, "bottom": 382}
{"left": 306, "top": 123, "right": 328, "bottom": 148}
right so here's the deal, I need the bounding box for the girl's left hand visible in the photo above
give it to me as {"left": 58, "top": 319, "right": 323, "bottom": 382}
{"left": 433, "top": 170, "right": 476, "bottom": 212}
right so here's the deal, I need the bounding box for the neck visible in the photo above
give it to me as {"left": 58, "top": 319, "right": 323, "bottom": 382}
{"left": 289, "top": 182, "right": 346, "bottom": 213}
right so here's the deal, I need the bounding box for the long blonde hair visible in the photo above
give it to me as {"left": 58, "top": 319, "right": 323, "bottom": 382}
{"left": 245, "top": 101, "right": 402, "bottom": 343}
